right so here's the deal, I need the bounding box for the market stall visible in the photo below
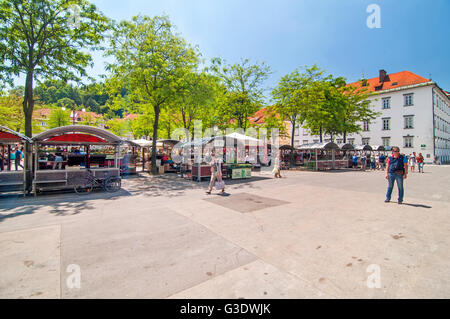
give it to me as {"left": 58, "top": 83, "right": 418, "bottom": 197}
{"left": 0, "top": 125, "right": 33, "bottom": 194}
{"left": 120, "top": 140, "right": 140, "bottom": 175}
{"left": 31, "top": 125, "right": 122, "bottom": 195}
{"left": 297, "top": 142, "right": 340, "bottom": 171}
{"left": 157, "top": 139, "right": 181, "bottom": 173}
{"left": 176, "top": 135, "right": 254, "bottom": 181}
{"left": 279, "top": 145, "right": 296, "bottom": 169}
{"left": 336, "top": 143, "right": 355, "bottom": 169}
{"left": 130, "top": 139, "right": 152, "bottom": 172}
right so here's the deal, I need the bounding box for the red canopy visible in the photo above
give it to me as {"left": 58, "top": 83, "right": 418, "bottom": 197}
{"left": 46, "top": 133, "right": 107, "bottom": 143}
{"left": 0, "top": 131, "right": 21, "bottom": 142}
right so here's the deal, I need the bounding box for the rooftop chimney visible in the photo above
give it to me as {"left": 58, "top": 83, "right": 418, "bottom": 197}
{"left": 379, "top": 69, "right": 387, "bottom": 83}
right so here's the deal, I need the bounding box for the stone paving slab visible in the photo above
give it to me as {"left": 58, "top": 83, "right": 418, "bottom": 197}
{"left": 0, "top": 225, "right": 61, "bottom": 299}
{"left": 60, "top": 207, "right": 256, "bottom": 298}
{"left": 169, "top": 260, "right": 330, "bottom": 299}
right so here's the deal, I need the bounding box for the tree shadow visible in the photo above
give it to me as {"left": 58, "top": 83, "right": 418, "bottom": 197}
{"left": 0, "top": 187, "right": 132, "bottom": 222}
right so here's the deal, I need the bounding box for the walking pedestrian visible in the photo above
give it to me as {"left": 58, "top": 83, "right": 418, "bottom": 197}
{"left": 14, "top": 146, "right": 23, "bottom": 171}
{"left": 416, "top": 153, "right": 425, "bottom": 173}
{"left": 206, "top": 150, "right": 225, "bottom": 195}
{"left": 272, "top": 152, "right": 282, "bottom": 178}
{"left": 352, "top": 153, "right": 358, "bottom": 169}
{"left": 385, "top": 146, "right": 408, "bottom": 204}
{"left": 410, "top": 152, "right": 416, "bottom": 172}
{"left": 379, "top": 153, "right": 386, "bottom": 170}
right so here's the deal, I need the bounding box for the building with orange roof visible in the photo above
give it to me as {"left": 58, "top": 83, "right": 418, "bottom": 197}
{"left": 293, "top": 69, "right": 450, "bottom": 163}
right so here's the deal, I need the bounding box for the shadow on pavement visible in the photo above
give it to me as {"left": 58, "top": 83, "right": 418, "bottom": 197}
{"left": 402, "top": 203, "right": 432, "bottom": 209}
{"left": 0, "top": 187, "right": 132, "bottom": 222}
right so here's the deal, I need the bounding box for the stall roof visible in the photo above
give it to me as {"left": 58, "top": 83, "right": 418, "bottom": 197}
{"left": 130, "top": 139, "right": 152, "bottom": 148}
{"left": 279, "top": 144, "right": 295, "bottom": 150}
{"left": 156, "top": 139, "right": 181, "bottom": 146}
{"left": 337, "top": 143, "right": 355, "bottom": 150}
{"left": 355, "top": 145, "right": 373, "bottom": 151}
{"left": 33, "top": 125, "right": 122, "bottom": 145}
{"left": 0, "top": 125, "right": 33, "bottom": 144}
{"left": 225, "top": 132, "right": 262, "bottom": 143}
{"left": 371, "top": 145, "right": 386, "bottom": 151}
{"left": 297, "top": 142, "right": 340, "bottom": 150}
{"left": 179, "top": 137, "right": 214, "bottom": 148}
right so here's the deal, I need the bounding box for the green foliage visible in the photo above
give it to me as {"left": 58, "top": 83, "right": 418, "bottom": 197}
{"left": 210, "top": 58, "right": 271, "bottom": 130}
{"left": 0, "top": 91, "right": 24, "bottom": 131}
{"left": 48, "top": 108, "right": 70, "bottom": 128}
{"left": 0, "top": 0, "right": 111, "bottom": 140}
{"left": 106, "top": 15, "right": 199, "bottom": 173}
{"left": 272, "top": 65, "right": 324, "bottom": 145}
{"left": 106, "top": 118, "right": 127, "bottom": 137}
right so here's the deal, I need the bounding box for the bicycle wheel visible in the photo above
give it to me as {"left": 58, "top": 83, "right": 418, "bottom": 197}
{"left": 74, "top": 182, "right": 94, "bottom": 194}
{"left": 104, "top": 176, "right": 121, "bottom": 193}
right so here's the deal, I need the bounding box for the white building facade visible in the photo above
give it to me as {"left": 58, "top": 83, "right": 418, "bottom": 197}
{"left": 293, "top": 71, "right": 450, "bottom": 164}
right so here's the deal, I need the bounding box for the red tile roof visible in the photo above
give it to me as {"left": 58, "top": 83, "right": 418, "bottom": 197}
{"left": 348, "top": 70, "right": 431, "bottom": 93}
{"left": 249, "top": 108, "right": 280, "bottom": 125}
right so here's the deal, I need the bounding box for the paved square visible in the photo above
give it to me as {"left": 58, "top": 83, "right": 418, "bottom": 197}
{"left": 1, "top": 165, "right": 449, "bottom": 298}
{"left": 204, "top": 192, "right": 290, "bottom": 213}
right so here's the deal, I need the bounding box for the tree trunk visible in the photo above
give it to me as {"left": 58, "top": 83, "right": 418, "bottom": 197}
{"left": 23, "top": 71, "right": 34, "bottom": 193}
{"left": 290, "top": 119, "right": 296, "bottom": 167}
{"left": 343, "top": 131, "right": 347, "bottom": 143}
{"left": 319, "top": 127, "right": 323, "bottom": 143}
{"left": 151, "top": 105, "right": 160, "bottom": 174}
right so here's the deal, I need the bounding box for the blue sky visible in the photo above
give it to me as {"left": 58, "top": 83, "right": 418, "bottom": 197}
{"left": 78, "top": 0, "right": 450, "bottom": 92}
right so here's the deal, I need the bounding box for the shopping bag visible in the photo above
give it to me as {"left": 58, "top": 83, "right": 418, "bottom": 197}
{"left": 215, "top": 180, "right": 225, "bottom": 190}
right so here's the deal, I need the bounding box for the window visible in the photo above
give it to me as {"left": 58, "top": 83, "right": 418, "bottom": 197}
{"left": 313, "top": 139, "right": 319, "bottom": 143}
{"left": 404, "top": 136, "right": 414, "bottom": 148}
{"left": 303, "top": 140, "right": 309, "bottom": 145}
{"left": 348, "top": 138, "right": 355, "bottom": 145}
{"left": 382, "top": 97, "right": 391, "bottom": 109}
{"left": 295, "top": 128, "right": 299, "bottom": 136}
{"left": 382, "top": 137, "right": 390, "bottom": 147}
{"left": 382, "top": 118, "right": 390, "bottom": 130}
{"left": 336, "top": 139, "right": 343, "bottom": 144}
{"left": 362, "top": 138, "right": 370, "bottom": 145}
{"left": 41, "top": 121, "right": 47, "bottom": 127}
{"left": 363, "top": 121, "right": 370, "bottom": 131}
{"left": 404, "top": 93, "right": 414, "bottom": 106}
{"left": 404, "top": 115, "right": 414, "bottom": 129}
{"left": 303, "top": 129, "right": 309, "bottom": 136}
{"left": 325, "top": 138, "right": 331, "bottom": 143}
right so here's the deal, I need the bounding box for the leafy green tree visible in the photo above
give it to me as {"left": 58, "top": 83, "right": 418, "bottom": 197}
{"left": 211, "top": 58, "right": 271, "bottom": 130}
{"left": 272, "top": 65, "right": 324, "bottom": 147}
{"left": 106, "top": 15, "right": 199, "bottom": 174}
{"left": 0, "top": 0, "right": 110, "bottom": 190}
{"left": 106, "top": 118, "right": 127, "bottom": 137}
{"left": 56, "top": 97, "right": 76, "bottom": 109}
{"left": 48, "top": 108, "right": 70, "bottom": 128}
{"left": 129, "top": 113, "right": 153, "bottom": 139}
{"left": 339, "top": 81, "right": 378, "bottom": 142}
{"left": 0, "top": 91, "right": 24, "bottom": 132}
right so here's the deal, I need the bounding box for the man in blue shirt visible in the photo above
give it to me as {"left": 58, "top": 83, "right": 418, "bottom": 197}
{"left": 385, "top": 146, "right": 408, "bottom": 204}
{"left": 14, "top": 146, "right": 23, "bottom": 171}
{"left": 352, "top": 154, "right": 358, "bottom": 168}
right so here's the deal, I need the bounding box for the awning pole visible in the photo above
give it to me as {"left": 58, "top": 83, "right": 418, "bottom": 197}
{"left": 315, "top": 148, "right": 318, "bottom": 171}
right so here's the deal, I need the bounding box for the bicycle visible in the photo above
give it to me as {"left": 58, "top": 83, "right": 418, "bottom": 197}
{"left": 74, "top": 169, "right": 121, "bottom": 194}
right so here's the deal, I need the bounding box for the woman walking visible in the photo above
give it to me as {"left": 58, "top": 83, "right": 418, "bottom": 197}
{"left": 272, "top": 152, "right": 282, "bottom": 178}
{"left": 206, "top": 150, "right": 225, "bottom": 195}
